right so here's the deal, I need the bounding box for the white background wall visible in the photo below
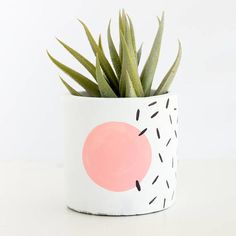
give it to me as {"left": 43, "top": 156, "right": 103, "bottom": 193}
{"left": 0, "top": 0, "right": 235, "bottom": 161}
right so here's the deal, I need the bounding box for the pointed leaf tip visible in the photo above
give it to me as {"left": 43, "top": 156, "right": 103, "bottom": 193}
{"left": 59, "top": 76, "right": 81, "bottom": 96}
{"left": 56, "top": 38, "right": 97, "bottom": 80}
{"left": 107, "top": 21, "right": 122, "bottom": 78}
{"left": 154, "top": 40, "right": 182, "bottom": 95}
{"left": 120, "top": 33, "right": 144, "bottom": 96}
{"left": 79, "top": 20, "right": 119, "bottom": 92}
{"left": 96, "top": 55, "right": 117, "bottom": 97}
{"left": 47, "top": 51, "right": 100, "bottom": 97}
{"left": 140, "top": 14, "right": 164, "bottom": 96}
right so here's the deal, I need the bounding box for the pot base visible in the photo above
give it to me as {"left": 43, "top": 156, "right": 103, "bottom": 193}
{"left": 67, "top": 202, "right": 174, "bottom": 217}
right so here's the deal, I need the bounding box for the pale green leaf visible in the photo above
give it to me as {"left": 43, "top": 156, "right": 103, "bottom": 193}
{"left": 141, "top": 13, "right": 164, "bottom": 96}
{"left": 154, "top": 41, "right": 182, "bottom": 95}
{"left": 119, "top": 16, "right": 138, "bottom": 95}
{"left": 56, "top": 38, "right": 96, "bottom": 80}
{"left": 119, "top": 10, "right": 126, "bottom": 33}
{"left": 59, "top": 76, "right": 82, "bottom": 96}
{"left": 96, "top": 55, "right": 117, "bottom": 97}
{"left": 127, "top": 15, "right": 137, "bottom": 58}
{"left": 47, "top": 51, "right": 100, "bottom": 97}
{"left": 125, "top": 71, "right": 137, "bottom": 97}
{"left": 98, "top": 34, "right": 104, "bottom": 53}
{"left": 119, "top": 57, "right": 126, "bottom": 96}
{"left": 79, "top": 20, "right": 119, "bottom": 92}
{"left": 107, "top": 21, "right": 121, "bottom": 78}
{"left": 120, "top": 33, "right": 144, "bottom": 96}
{"left": 119, "top": 10, "right": 126, "bottom": 59}
{"left": 137, "top": 44, "right": 143, "bottom": 65}
{"left": 124, "top": 19, "right": 137, "bottom": 66}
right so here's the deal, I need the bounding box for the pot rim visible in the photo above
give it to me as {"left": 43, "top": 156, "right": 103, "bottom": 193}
{"left": 63, "top": 91, "right": 176, "bottom": 101}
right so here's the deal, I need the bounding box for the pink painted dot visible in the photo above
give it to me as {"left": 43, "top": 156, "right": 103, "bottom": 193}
{"left": 82, "top": 122, "right": 152, "bottom": 192}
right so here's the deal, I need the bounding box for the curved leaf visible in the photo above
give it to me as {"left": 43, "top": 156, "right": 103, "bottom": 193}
{"left": 59, "top": 76, "right": 81, "bottom": 96}
{"left": 107, "top": 21, "right": 121, "bottom": 78}
{"left": 79, "top": 20, "right": 119, "bottom": 93}
{"left": 56, "top": 38, "right": 96, "bottom": 80}
{"left": 96, "top": 55, "right": 117, "bottom": 97}
{"left": 141, "top": 13, "right": 164, "bottom": 96}
{"left": 47, "top": 51, "right": 100, "bottom": 97}
{"left": 154, "top": 41, "right": 182, "bottom": 95}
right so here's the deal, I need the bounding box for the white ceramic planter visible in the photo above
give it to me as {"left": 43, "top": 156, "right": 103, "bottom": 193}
{"left": 64, "top": 93, "right": 178, "bottom": 216}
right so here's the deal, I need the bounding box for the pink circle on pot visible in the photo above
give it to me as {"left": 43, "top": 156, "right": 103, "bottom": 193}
{"left": 82, "top": 122, "right": 152, "bottom": 192}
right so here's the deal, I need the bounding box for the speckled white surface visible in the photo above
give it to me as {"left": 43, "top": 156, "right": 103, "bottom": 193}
{"left": 0, "top": 159, "right": 235, "bottom": 236}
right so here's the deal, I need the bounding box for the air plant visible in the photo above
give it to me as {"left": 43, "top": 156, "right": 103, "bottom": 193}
{"left": 47, "top": 10, "right": 182, "bottom": 97}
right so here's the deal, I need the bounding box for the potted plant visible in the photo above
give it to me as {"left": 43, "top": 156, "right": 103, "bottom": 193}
{"left": 47, "top": 10, "right": 182, "bottom": 216}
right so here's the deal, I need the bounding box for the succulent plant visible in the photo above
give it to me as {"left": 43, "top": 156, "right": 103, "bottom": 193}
{"left": 47, "top": 10, "right": 182, "bottom": 97}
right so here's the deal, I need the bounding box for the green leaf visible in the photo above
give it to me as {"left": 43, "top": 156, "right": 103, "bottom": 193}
{"left": 96, "top": 55, "right": 117, "bottom": 97}
{"left": 141, "top": 13, "right": 164, "bottom": 96}
{"left": 120, "top": 33, "right": 144, "bottom": 96}
{"left": 137, "top": 43, "right": 143, "bottom": 65}
{"left": 47, "top": 51, "right": 100, "bottom": 97}
{"left": 127, "top": 15, "right": 137, "bottom": 57}
{"left": 119, "top": 10, "right": 126, "bottom": 59}
{"left": 59, "top": 76, "right": 81, "bottom": 96}
{"left": 154, "top": 41, "right": 182, "bottom": 95}
{"left": 121, "top": 9, "right": 126, "bottom": 30}
{"left": 119, "top": 16, "right": 138, "bottom": 96}
{"left": 98, "top": 34, "right": 104, "bottom": 53}
{"left": 124, "top": 18, "right": 137, "bottom": 65}
{"left": 107, "top": 21, "right": 121, "bottom": 78}
{"left": 125, "top": 71, "right": 137, "bottom": 97}
{"left": 79, "top": 20, "right": 119, "bottom": 93}
{"left": 119, "top": 57, "right": 127, "bottom": 96}
{"left": 56, "top": 38, "right": 96, "bottom": 80}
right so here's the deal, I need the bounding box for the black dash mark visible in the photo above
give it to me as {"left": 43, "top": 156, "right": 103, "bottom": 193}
{"left": 169, "top": 115, "right": 172, "bottom": 124}
{"left": 158, "top": 153, "right": 163, "bottom": 162}
{"left": 166, "top": 98, "right": 170, "bottom": 109}
{"left": 136, "top": 109, "right": 140, "bottom": 121}
{"left": 149, "top": 197, "right": 157, "bottom": 205}
{"left": 151, "top": 111, "right": 159, "bottom": 118}
{"left": 166, "top": 138, "right": 171, "bottom": 147}
{"left": 172, "top": 158, "right": 174, "bottom": 168}
{"left": 174, "top": 130, "right": 177, "bottom": 138}
{"left": 174, "top": 108, "right": 177, "bottom": 110}
{"left": 163, "top": 198, "right": 166, "bottom": 208}
{"left": 156, "top": 128, "right": 160, "bottom": 139}
{"left": 148, "top": 101, "right": 157, "bottom": 106}
{"left": 152, "top": 175, "right": 159, "bottom": 185}
{"left": 166, "top": 180, "right": 170, "bottom": 189}
{"left": 136, "top": 180, "right": 141, "bottom": 191}
{"left": 139, "top": 128, "right": 147, "bottom": 136}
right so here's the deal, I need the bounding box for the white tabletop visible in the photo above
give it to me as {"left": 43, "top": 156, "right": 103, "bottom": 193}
{"left": 0, "top": 159, "right": 235, "bottom": 236}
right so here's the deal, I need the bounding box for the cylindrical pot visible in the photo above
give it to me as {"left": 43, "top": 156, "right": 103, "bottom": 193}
{"left": 64, "top": 93, "right": 178, "bottom": 216}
